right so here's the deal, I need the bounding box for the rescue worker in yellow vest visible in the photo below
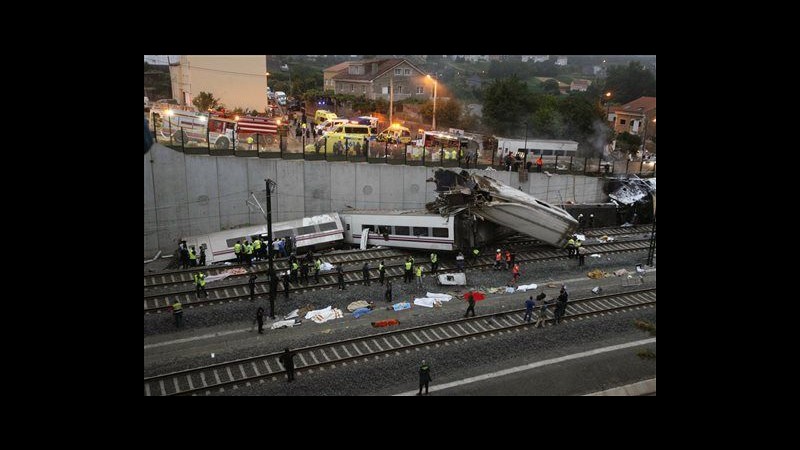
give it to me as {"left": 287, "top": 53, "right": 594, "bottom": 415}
{"left": 253, "top": 238, "right": 262, "bottom": 261}
{"left": 245, "top": 241, "right": 254, "bottom": 266}
{"left": 291, "top": 260, "right": 299, "bottom": 283}
{"left": 234, "top": 241, "right": 242, "bottom": 264}
{"left": 566, "top": 237, "right": 576, "bottom": 258}
{"left": 189, "top": 246, "right": 197, "bottom": 267}
{"left": 314, "top": 257, "right": 322, "bottom": 283}
{"left": 415, "top": 265, "right": 424, "bottom": 288}
{"left": 196, "top": 272, "right": 208, "bottom": 298}
{"left": 172, "top": 300, "right": 183, "bottom": 328}
{"left": 430, "top": 252, "right": 438, "bottom": 273}
{"left": 573, "top": 237, "right": 582, "bottom": 260}
{"left": 378, "top": 260, "right": 386, "bottom": 285}
{"left": 472, "top": 248, "right": 480, "bottom": 263}
{"left": 404, "top": 258, "right": 413, "bottom": 283}
{"left": 247, "top": 136, "right": 254, "bottom": 150}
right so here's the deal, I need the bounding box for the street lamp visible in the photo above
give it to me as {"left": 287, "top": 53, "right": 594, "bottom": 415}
{"left": 604, "top": 91, "right": 612, "bottom": 121}
{"left": 426, "top": 74, "right": 438, "bottom": 131}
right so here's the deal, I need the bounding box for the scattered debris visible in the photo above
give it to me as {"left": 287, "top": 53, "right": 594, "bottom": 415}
{"left": 587, "top": 269, "right": 605, "bottom": 279}
{"left": 437, "top": 272, "right": 467, "bottom": 286}
{"left": 614, "top": 269, "right": 629, "bottom": 277}
{"left": 352, "top": 307, "right": 373, "bottom": 319}
{"left": 590, "top": 253, "right": 602, "bottom": 258}
{"left": 591, "top": 286, "right": 602, "bottom": 294}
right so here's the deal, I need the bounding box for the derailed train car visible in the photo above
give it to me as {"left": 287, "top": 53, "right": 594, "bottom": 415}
{"left": 181, "top": 213, "right": 344, "bottom": 264}
{"left": 338, "top": 209, "right": 514, "bottom": 252}
{"left": 427, "top": 170, "right": 578, "bottom": 248}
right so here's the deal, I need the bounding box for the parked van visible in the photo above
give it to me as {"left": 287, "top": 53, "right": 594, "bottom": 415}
{"left": 377, "top": 124, "right": 412, "bottom": 144}
{"left": 316, "top": 118, "right": 350, "bottom": 135}
{"left": 275, "top": 91, "right": 287, "bottom": 106}
{"left": 314, "top": 110, "right": 338, "bottom": 126}
{"left": 305, "top": 123, "right": 374, "bottom": 155}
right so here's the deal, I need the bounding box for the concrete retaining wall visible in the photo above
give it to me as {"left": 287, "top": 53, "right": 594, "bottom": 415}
{"left": 144, "top": 144, "right": 609, "bottom": 257}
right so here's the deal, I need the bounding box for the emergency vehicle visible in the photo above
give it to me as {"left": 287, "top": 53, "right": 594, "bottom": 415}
{"left": 150, "top": 108, "right": 279, "bottom": 149}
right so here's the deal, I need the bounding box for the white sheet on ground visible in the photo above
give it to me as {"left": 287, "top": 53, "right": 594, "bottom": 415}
{"left": 271, "top": 319, "right": 300, "bottom": 329}
{"left": 590, "top": 254, "right": 602, "bottom": 258}
{"left": 304, "top": 306, "right": 331, "bottom": 320}
{"left": 284, "top": 309, "right": 299, "bottom": 320}
{"left": 310, "top": 308, "right": 343, "bottom": 324}
{"left": 414, "top": 298, "right": 438, "bottom": 308}
{"left": 516, "top": 283, "right": 538, "bottom": 292}
{"left": 320, "top": 262, "right": 334, "bottom": 271}
{"left": 425, "top": 292, "right": 453, "bottom": 301}
{"left": 347, "top": 300, "right": 371, "bottom": 312}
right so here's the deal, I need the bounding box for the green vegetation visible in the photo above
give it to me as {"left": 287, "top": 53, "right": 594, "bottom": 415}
{"left": 605, "top": 61, "right": 656, "bottom": 104}
{"left": 192, "top": 91, "right": 220, "bottom": 112}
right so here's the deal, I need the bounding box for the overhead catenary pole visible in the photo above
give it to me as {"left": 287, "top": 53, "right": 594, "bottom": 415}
{"left": 389, "top": 72, "right": 394, "bottom": 126}
{"left": 266, "top": 179, "right": 277, "bottom": 319}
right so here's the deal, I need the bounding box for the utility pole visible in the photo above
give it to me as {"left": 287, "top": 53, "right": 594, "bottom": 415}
{"left": 389, "top": 72, "right": 394, "bottom": 126}
{"left": 265, "top": 179, "right": 277, "bottom": 319}
{"left": 646, "top": 193, "right": 656, "bottom": 266}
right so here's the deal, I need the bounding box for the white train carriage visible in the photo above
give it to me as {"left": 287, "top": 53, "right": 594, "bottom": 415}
{"left": 339, "top": 210, "right": 457, "bottom": 252}
{"left": 182, "top": 213, "right": 344, "bottom": 264}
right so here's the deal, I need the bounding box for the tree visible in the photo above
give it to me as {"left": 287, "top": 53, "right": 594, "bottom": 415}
{"left": 482, "top": 76, "right": 532, "bottom": 135}
{"left": 604, "top": 61, "right": 656, "bottom": 104}
{"left": 541, "top": 79, "right": 561, "bottom": 96}
{"left": 615, "top": 132, "right": 642, "bottom": 156}
{"left": 420, "top": 98, "right": 464, "bottom": 129}
{"left": 193, "top": 91, "right": 219, "bottom": 112}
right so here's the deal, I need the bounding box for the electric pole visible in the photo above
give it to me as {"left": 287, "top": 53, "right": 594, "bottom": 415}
{"left": 266, "top": 179, "right": 277, "bottom": 319}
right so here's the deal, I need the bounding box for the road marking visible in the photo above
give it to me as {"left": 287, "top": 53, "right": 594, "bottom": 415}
{"left": 393, "top": 338, "right": 657, "bottom": 396}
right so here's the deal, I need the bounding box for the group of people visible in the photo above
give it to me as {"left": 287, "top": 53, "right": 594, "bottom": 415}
{"left": 523, "top": 286, "right": 569, "bottom": 327}
{"left": 178, "top": 241, "right": 206, "bottom": 269}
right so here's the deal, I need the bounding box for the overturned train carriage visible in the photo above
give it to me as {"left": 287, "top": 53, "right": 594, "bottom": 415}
{"left": 427, "top": 170, "right": 578, "bottom": 248}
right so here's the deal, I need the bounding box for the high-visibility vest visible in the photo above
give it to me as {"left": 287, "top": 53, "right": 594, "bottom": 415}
{"left": 198, "top": 274, "right": 206, "bottom": 287}
{"left": 379, "top": 263, "right": 385, "bottom": 271}
{"left": 173, "top": 302, "right": 183, "bottom": 313}
{"left": 567, "top": 239, "right": 575, "bottom": 248}
{"left": 574, "top": 240, "right": 581, "bottom": 249}
{"left": 416, "top": 267, "right": 422, "bottom": 277}
{"left": 431, "top": 253, "right": 437, "bottom": 263}
{"left": 247, "top": 136, "right": 254, "bottom": 144}
{"left": 234, "top": 243, "right": 242, "bottom": 254}
{"left": 315, "top": 259, "right": 321, "bottom": 270}
{"left": 292, "top": 262, "right": 299, "bottom": 271}
{"left": 254, "top": 239, "right": 261, "bottom": 250}
{"left": 189, "top": 249, "right": 196, "bottom": 260}
{"left": 246, "top": 244, "right": 253, "bottom": 255}
{"left": 473, "top": 249, "right": 480, "bottom": 256}
{"left": 405, "top": 261, "right": 412, "bottom": 270}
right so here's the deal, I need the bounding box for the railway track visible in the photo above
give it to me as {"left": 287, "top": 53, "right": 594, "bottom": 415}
{"left": 143, "top": 287, "right": 656, "bottom": 396}
{"left": 144, "top": 225, "right": 653, "bottom": 291}
{"left": 144, "top": 247, "right": 410, "bottom": 291}
{"left": 143, "top": 238, "right": 654, "bottom": 314}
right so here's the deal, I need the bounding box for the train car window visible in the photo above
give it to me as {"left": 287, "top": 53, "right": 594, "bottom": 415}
{"left": 226, "top": 237, "right": 244, "bottom": 247}
{"left": 542, "top": 150, "right": 553, "bottom": 156}
{"left": 432, "top": 227, "right": 449, "bottom": 238}
{"left": 274, "top": 229, "right": 294, "bottom": 239}
{"left": 363, "top": 225, "right": 376, "bottom": 232}
{"left": 346, "top": 224, "right": 350, "bottom": 231}
{"left": 296, "top": 225, "right": 317, "bottom": 235}
{"left": 378, "top": 225, "right": 391, "bottom": 234}
{"left": 395, "top": 226, "right": 410, "bottom": 236}
{"left": 413, "top": 227, "right": 429, "bottom": 237}
{"left": 319, "top": 222, "right": 338, "bottom": 232}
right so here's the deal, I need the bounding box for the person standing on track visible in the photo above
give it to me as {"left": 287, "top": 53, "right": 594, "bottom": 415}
{"left": 464, "top": 291, "right": 476, "bottom": 317}
{"left": 279, "top": 348, "right": 296, "bottom": 382}
{"left": 249, "top": 274, "right": 258, "bottom": 301}
{"left": 256, "top": 307, "right": 264, "bottom": 334}
{"left": 417, "top": 360, "right": 432, "bottom": 395}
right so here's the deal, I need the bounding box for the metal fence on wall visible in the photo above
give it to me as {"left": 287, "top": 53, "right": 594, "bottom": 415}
{"left": 151, "top": 121, "right": 655, "bottom": 177}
